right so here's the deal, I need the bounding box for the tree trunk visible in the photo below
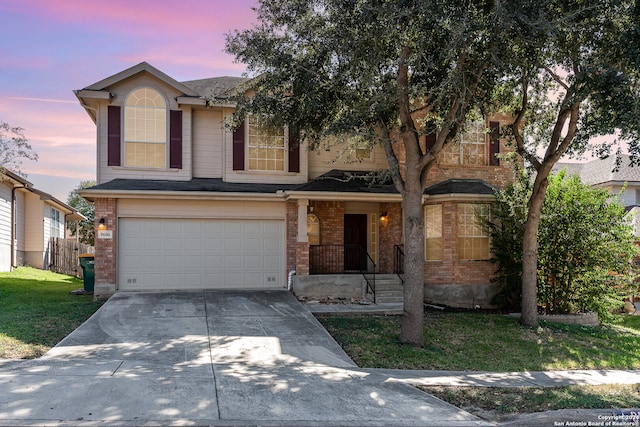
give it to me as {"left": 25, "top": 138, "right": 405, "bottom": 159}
{"left": 399, "top": 149, "right": 426, "bottom": 346}
{"left": 520, "top": 173, "right": 549, "bottom": 327}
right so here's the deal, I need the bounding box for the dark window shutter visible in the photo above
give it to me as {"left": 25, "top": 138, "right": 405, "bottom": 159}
{"left": 489, "top": 121, "right": 500, "bottom": 166}
{"left": 169, "top": 110, "right": 183, "bottom": 169}
{"left": 232, "top": 120, "right": 245, "bottom": 170}
{"left": 425, "top": 132, "right": 437, "bottom": 152}
{"left": 107, "top": 106, "right": 121, "bottom": 166}
{"left": 288, "top": 126, "right": 300, "bottom": 173}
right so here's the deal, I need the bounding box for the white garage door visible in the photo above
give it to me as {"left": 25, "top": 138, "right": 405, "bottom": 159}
{"left": 118, "top": 218, "right": 284, "bottom": 290}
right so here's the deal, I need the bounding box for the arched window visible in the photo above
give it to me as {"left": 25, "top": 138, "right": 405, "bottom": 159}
{"left": 124, "top": 87, "right": 166, "bottom": 168}
{"left": 307, "top": 213, "right": 320, "bottom": 245}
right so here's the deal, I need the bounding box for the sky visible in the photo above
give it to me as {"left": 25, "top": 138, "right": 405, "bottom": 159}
{"left": 0, "top": 0, "right": 258, "bottom": 201}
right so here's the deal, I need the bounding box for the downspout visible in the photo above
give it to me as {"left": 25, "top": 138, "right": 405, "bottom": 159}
{"left": 288, "top": 270, "right": 296, "bottom": 291}
{"left": 10, "top": 184, "right": 25, "bottom": 270}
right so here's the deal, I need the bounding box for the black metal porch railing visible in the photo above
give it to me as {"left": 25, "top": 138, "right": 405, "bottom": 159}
{"left": 393, "top": 244, "right": 404, "bottom": 284}
{"left": 309, "top": 244, "right": 376, "bottom": 302}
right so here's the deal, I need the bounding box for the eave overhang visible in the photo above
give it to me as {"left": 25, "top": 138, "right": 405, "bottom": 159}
{"left": 78, "top": 188, "right": 285, "bottom": 203}
{"left": 284, "top": 191, "right": 402, "bottom": 202}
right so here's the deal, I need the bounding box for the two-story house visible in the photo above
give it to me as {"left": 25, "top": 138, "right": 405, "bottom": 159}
{"left": 77, "top": 62, "right": 515, "bottom": 308}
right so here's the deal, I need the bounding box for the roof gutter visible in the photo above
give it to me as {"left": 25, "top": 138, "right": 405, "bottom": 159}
{"left": 78, "top": 189, "right": 286, "bottom": 202}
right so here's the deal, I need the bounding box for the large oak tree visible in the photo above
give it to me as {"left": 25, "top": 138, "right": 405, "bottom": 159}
{"left": 499, "top": 0, "right": 640, "bottom": 326}
{"left": 226, "top": 0, "right": 509, "bottom": 346}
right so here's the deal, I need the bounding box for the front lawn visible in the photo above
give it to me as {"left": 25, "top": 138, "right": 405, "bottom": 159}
{"left": 422, "top": 384, "right": 640, "bottom": 423}
{"left": 317, "top": 311, "right": 640, "bottom": 371}
{"left": 0, "top": 267, "right": 103, "bottom": 359}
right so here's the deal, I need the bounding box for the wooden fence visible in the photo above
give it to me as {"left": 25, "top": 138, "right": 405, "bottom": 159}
{"left": 48, "top": 237, "right": 95, "bottom": 279}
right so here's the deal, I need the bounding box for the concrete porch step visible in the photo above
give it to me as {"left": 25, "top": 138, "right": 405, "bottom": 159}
{"left": 363, "top": 274, "right": 403, "bottom": 304}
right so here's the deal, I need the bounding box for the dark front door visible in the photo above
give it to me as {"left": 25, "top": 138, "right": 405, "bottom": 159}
{"left": 344, "top": 214, "right": 367, "bottom": 271}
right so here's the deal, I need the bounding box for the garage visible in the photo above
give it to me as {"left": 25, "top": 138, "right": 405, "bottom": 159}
{"left": 118, "top": 218, "right": 285, "bottom": 290}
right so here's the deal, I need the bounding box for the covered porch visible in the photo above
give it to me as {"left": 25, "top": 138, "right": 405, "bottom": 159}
{"left": 284, "top": 171, "right": 404, "bottom": 303}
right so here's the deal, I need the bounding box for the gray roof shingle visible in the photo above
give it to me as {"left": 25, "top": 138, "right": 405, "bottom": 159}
{"left": 556, "top": 155, "right": 640, "bottom": 185}
{"left": 86, "top": 172, "right": 497, "bottom": 198}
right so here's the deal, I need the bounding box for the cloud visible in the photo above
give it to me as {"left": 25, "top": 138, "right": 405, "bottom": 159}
{"left": 2, "top": 97, "right": 76, "bottom": 104}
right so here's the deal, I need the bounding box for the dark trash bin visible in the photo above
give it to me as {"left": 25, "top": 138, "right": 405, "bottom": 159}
{"left": 78, "top": 254, "right": 95, "bottom": 293}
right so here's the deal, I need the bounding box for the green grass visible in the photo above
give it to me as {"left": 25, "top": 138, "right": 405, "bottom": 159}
{"left": 317, "top": 311, "right": 640, "bottom": 371}
{"left": 422, "top": 384, "right": 640, "bottom": 422}
{"left": 0, "top": 267, "right": 103, "bottom": 359}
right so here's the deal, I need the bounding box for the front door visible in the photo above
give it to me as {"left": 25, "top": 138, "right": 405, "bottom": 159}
{"left": 344, "top": 214, "right": 367, "bottom": 271}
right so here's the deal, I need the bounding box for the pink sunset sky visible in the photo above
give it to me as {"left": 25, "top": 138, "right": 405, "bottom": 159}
{"left": 0, "top": 0, "right": 258, "bottom": 200}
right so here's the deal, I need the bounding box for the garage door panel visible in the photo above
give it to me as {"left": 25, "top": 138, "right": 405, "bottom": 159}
{"left": 225, "top": 255, "right": 242, "bottom": 269}
{"left": 185, "top": 238, "right": 203, "bottom": 251}
{"left": 206, "top": 255, "right": 223, "bottom": 268}
{"left": 224, "top": 238, "right": 242, "bottom": 252}
{"left": 224, "top": 222, "right": 242, "bottom": 233}
{"left": 119, "top": 218, "right": 284, "bottom": 290}
{"left": 243, "top": 255, "right": 262, "bottom": 268}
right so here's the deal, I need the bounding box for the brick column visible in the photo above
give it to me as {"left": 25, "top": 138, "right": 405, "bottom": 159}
{"left": 285, "top": 201, "right": 298, "bottom": 274}
{"left": 295, "top": 199, "right": 310, "bottom": 275}
{"left": 93, "top": 198, "right": 117, "bottom": 300}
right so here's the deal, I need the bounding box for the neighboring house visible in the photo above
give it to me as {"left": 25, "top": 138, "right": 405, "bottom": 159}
{"left": 0, "top": 169, "right": 85, "bottom": 272}
{"left": 556, "top": 155, "right": 640, "bottom": 238}
{"left": 76, "top": 61, "right": 516, "bottom": 308}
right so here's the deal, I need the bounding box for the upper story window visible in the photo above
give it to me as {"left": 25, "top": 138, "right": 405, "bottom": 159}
{"left": 247, "top": 115, "right": 286, "bottom": 171}
{"left": 232, "top": 115, "right": 299, "bottom": 173}
{"left": 50, "top": 207, "right": 62, "bottom": 238}
{"left": 440, "top": 120, "right": 487, "bottom": 166}
{"left": 124, "top": 87, "right": 167, "bottom": 168}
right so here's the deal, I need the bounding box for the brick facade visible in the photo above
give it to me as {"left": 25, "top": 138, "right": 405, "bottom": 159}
{"left": 93, "top": 198, "right": 117, "bottom": 299}
{"left": 423, "top": 201, "right": 495, "bottom": 286}
{"left": 285, "top": 201, "right": 298, "bottom": 274}
{"left": 378, "top": 202, "right": 403, "bottom": 273}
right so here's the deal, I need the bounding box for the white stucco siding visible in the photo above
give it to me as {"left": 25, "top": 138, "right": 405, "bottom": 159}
{"left": 192, "top": 109, "right": 223, "bottom": 178}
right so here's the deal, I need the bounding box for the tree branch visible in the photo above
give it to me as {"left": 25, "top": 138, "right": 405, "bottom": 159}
{"left": 377, "top": 120, "right": 405, "bottom": 193}
{"left": 511, "top": 72, "right": 542, "bottom": 170}
{"left": 543, "top": 66, "right": 569, "bottom": 91}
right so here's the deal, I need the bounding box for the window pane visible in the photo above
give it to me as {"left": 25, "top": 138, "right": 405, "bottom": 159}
{"left": 307, "top": 214, "right": 320, "bottom": 245}
{"left": 457, "top": 204, "right": 490, "bottom": 260}
{"left": 124, "top": 87, "right": 166, "bottom": 168}
{"left": 425, "top": 205, "right": 442, "bottom": 261}
{"left": 247, "top": 115, "right": 286, "bottom": 171}
{"left": 426, "top": 238, "right": 441, "bottom": 261}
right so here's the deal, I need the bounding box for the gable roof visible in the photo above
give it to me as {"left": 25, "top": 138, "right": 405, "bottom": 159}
{"left": 555, "top": 154, "right": 640, "bottom": 185}
{"left": 82, "top": 61, "right": 199, "bottom": 97}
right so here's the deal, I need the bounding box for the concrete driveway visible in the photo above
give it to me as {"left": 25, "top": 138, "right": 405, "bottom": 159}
{"left": 0, "top": 290, "right": 487, "bottom": 426}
